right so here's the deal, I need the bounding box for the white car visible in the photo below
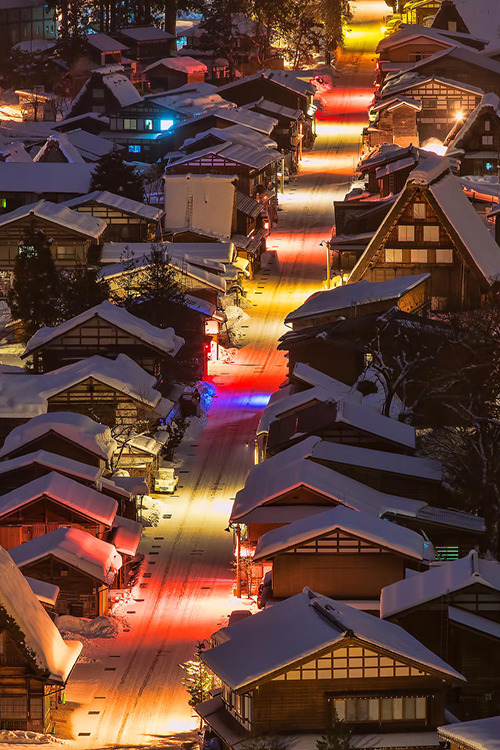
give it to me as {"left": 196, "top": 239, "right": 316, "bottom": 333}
{"left": 154, "top": 468, "right": 178, "bottom": 494}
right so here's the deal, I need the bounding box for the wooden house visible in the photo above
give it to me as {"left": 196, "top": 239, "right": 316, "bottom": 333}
{"left": 144, "top": 57, "right": 207, "bottom": 91}
{"left": 106, "top": 96, "right": 181, "bottom": 161}
{"left": 230, "top": 437, "right": 484, "bottom": 554}
{"left": 68, "top": 65, "right": 143, "bottom": 118}
{"left": 349, "top": 156, "right": 500, "bottom": 311}
{"left": 0, "top": 412, "right": 116, "bottom": 470}
{"left": 445, "top": 93, "right": 500, "bottom": 177}
{"left": 10, "top": 526, "right": 122, "bottom": 617}
{"left": 439, "top": 716, "right": 500, "bottom": 750}
{"left": 32, "top": 133, "right": 86, "bottom": 164}
{"left": 253, "top": 505, "right": 433, "bottom": 601}
{"left": 22, "top": 300, "right": 184, "bottom": 378}
{"left": 367, "top": 97, "right": 421, "bottom": 148}
{"left": 0, "top": 546, "right": 81, "bottom": 732}
{"left": 0, "top": 0, "right": 56, "bottom": 50}
{"left": 0, "top": 162, "right": 94, "bottom": 215}
{"left": 401, "top": 0, "right": 441, "bottom": 26}
{"left": 284, "top": 274, "right": 430, "bottom": 331}
{"left": 382, "top": 551, "right": 500, "bottom": 717}
{"left": 0, "top": 353, "right": 172, "bottom": 441}
{"left": 376, "top": 73, "right": 482, "bottom": 143}
{"left": 85, "top": 32, "right": 128, "bottom": 67}
{"left": 0, "top": 471, "right": 118, "bottom": 549}
{"left": 249, "top": 98, "right": 304, "bottom": 173}
{"left": 0, "top": 200, "right": 106, "bottom": 296}
{"left": 61, "top": 190, "right": 162, "bottom": 242}
{"left": 355, "top": 144, "right": 420, "bottom": 196}
{"left": 116, "top": 26, "right": 176, "bottom": 63}
{"left": 197, "top": 588, "right": 464, "bottom": 749}
{"left": 431, "top": 0, "right": 472, "bottom": 35}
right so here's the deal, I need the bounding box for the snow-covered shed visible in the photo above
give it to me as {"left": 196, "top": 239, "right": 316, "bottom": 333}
{"left": 23, "top": 300, "right": 184, "bottom": 376}
{"left": 349, "top": 156, "right": 500, "bottom": 311}
{"left": 197, "top": 588, "right": 463, "bottom": 747}
{"left": 0, "top": 411, "right": 117, "bottom": 468}
{"left": 253, "top": 504, "right": 433, "bottom": 600}
{"left": 62, "top": 190, "right": 162, "bottom": 242}
{"left": 10, "top": 526, "right": 122, "bottom": 617}
{"left": 284, "top": 274, "right": 430, "bottom": 331}
{"left": 0, "top": 471, "right": 118, "bottom": 549}
{"left": 438, "top": 715, "right": 500, "bottom": 750}
{"left": 0, "top": 545, "right": 81, "bottom": 731}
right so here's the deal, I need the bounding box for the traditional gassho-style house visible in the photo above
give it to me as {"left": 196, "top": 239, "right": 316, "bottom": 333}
{"left": 382, "top": 551, "right": 500, "bottom": 717}
{"left": 0, "top": 546, "right": 81, "bottom": 732}
{"left": 438, "top": 715, "right": 500, "bottom": 750}
{"left": 0, "top": 411, "right": 117, "bottom": 470}
{"left": 349, "top": 156, "right": 500, "bottom": 311}
{"left": 0, "top": 200, "right": 106, "bottom": 296}
{"left": 9, "top": 526, "right": 122, "bottom": 617}
{"left": 284, "top": 274, "right": 430, "bottom": 331}
{"left": 0, "top": 472, "right": 118, "bottom": 550}
{"left": 61, "top": 190, "right": 163, "bottom": 242}
{"left": 230, "top": 436, "right": 484, "bottom": 555}
{"left": 197, "top": 588, "right": 464, "bottom": 750}
{"left": 253, "top": 505, "right": 434, "bottom": 602}
{"left": 68, "top": 65, "right": 143, "bottom": 118}
{"left": 366, "top": 96, "right": 421, "bottom": 150}
{"left": 445, "top": 93, "right": 500, "bottom": 177}
{"left": 0, "top": 353, "right": 173, "bottom": 442}
{"left": 22, "top": 300, "right": 184, "bottom": 377}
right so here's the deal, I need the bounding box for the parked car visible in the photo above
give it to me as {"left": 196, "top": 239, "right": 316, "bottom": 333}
{"left": 154, "top": 467, "right": 178, "bottom": 494}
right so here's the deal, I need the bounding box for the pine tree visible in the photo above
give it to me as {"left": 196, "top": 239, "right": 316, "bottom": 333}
{"left": 316, "top": 709, "right": 353, "bottom": 750}
{"left": 7, "top": 229, "right": 61, "bottom": 341}
{"left": 179, "top": 649, "right": 212, "bottom": 706}
{"left": 58, "top": 262, "right": 111, "bottom": 320}
{"left": 129, "top": 244, "right": 186, "bottom": 327}
{"left": 90, "top": 148, "right": 145, "bottom": 202}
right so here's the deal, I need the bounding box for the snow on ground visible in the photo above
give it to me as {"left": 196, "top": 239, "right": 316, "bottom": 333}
{"left": 0, "top": 731, "right": 65, "bottom": 745}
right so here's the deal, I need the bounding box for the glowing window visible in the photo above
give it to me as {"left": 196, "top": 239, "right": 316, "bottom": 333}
{"left": 436, "top": 248, "right": 453, "bottom": 263}
{"left": 385, "top": 248, "right": 403, "bottom": 263}
{"left": 160, "top": 119, "right": 174, "bottom": 131}
{"left": 411, "top": 248, "right": 428, "bottom": 263}
{"left": 413, "top": 202, "right": 426, "bottom": 219}
{"left": 398, "top": 225, "right": 414, "bottom": 242}
{"left": 144, "top": 119, "right": 153, "bottom": 130}
{"left": 423, "top": 225, "right": 439, "bottom": 242}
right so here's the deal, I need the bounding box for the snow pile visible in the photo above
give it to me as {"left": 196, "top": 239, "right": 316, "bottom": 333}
{"left": 55, "top": 614, "right": 119, "bottom": 639}
{"left": 0, "top": 730, "right": 63, "bottom": 745}
{"left": 140, "top": 495, "right": 162, "bottom": 527}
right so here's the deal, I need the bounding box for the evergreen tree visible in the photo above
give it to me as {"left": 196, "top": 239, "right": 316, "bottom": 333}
{"left": 58, "top": 263, "right": 111, "bottom": 320}
{"left": 7, "top": 229, "right": 61, "bottom": 341}
{"left": 130, "top": 243, "right": 186, "bottom": 327}
{"left": 316, "top": 709, "right": 353, "bottom": 750}
{"left": 90, "top": 148, "right": 145, "bottom": 202}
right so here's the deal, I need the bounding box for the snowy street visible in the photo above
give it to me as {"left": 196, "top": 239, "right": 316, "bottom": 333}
{"left": 62, "top": 3, "right": 388, "bottom": 746}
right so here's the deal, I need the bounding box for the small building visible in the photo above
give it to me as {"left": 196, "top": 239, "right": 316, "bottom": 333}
{"left": 32, "top": 133, "right": 86, "bottom": 164}
{"left": 438, "top": 716, "right": 500, "bottom": 750}
{"left": 10, "top": 526, "right": 122, "bottom": 617}
{"left": 0, "top": 411, "right": 116, "bottom": 469}
{"left": 69, "top": 65, "right": 143, "bottom": 118}
{"left": 23, "top": 300, "right": 184, "bottom": 377}
{"left": 284, "top": 274, "right": 430, "bottom": 331}
{"left": 445, "top": 92, "right": 500, "bottom": 177}
{"left": 163, "top": 172, "right": 236, "bottom": 241}
{"left": 0, "top": 162, "right": 94, "bottom": 214}
{"left": 0, "top": 546, "right": 81, "bottom": 731}
{"left": 382, "top": 551, "right": 500, "bottom": 717}
{"left": 401, "top": 0, "right": 441, "bottom": 26}
{"left": 85, "top": 32, "right": 128, "bottom": 67}
{"left": 253, "top": 505, "right": 433, "bottom": 601}
{"left": 249, "top": 98, "right": 304, "bottom": 173}
{"left": 432, "top": 0, "right": 500, "bottom": 44}
{"left": 0, "top": 471, "right": 118, "bottom": 549}
{"left": 349, "top": 156, "right": 500, "bottom": 311}
{"left": 117, "top": 26, "right": 176, "bottom": 62}
{"left": 197, "top": 587, "right": 464, "bottom": 748}
{"left": 145, "top": 57, "right": 207, "bottom": 90}
{"left": 431, "top": 0, "right": 472, "bottom": 35}
{"left": 0, "top": 200, "right": 106, "bottom": 294}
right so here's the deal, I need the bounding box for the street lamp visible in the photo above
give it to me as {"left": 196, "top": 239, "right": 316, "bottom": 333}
{"left": 320, "top": 240, "right": 331, "bottom": 289}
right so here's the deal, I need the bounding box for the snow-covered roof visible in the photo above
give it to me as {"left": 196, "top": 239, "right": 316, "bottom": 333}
{"left": 231, "top": 440, "right": 425, "bottom": 524}
{"left": 0, "top": 471, "right": 117, "bottom": 526}
{"left": 446, "top": 92, "right": 500, "bottom": 151}
{"left": 163, "top": 173, "right": 236, "bottom": 240}
{"left": 167, "top": 140, "right": 283, "bottom": 170}
{"left": 145, "top": 56, "right": 207, "bottom": 74}
{"left": 443, "top": 0, "right": 500, "bottom": 45}
{"left": 62, "top": 190, "right": 162, "bottom": 221}
{"left": 110, "top": 514, "right": 142, "bottom": 556}
{"left": 0, "top": 162, "right": 93, "bottom": 194}
{"left": 24, "top": 301, "right": 184, "bottom": 358}
{"left": 179, "top": 105, "right": 277, "bottom": 135}
{"left": 86, "top": 32, "right": 128, "bottom": 52}
{"left": 0, "top": 199, "right": 106, "bottom": 238}
{"left": 202, "top": 588, "right": 464, "bottom": 691}
{"left": 253, "top": 505, "right": 433, "bottom": 563}
{"left": 33, "top": 133, "right": 85, "bottom": 164}
{"left": 0, "top": 353, "right": 166, "bottom": 418}
{"left": 10, "top": 526, "right": 122, "bottom": 584}
{"left": 111, "top": 474, "right": 148, "bottom": 495}
{"left": 62, "top": 130, "right": 116, "bottom": 162}
{"left": 0, "top": 139, "right": 32, "bottom": 162}
{"left": 0, "top": 411, "right": 117, "bottom": 463}
{"left": 449, "top": 605, "right": 500, "bottom": 641}
{"left": 99, "top": 240, "right": 235, "bottom": 264}
{"left": 72, "top": 65, "right": 142, "bottom": 111}
{"left": 26, "top": 576, "right": 59, "bottom": 607}
{"left": 120, "top": 26, "right": 175, "bottom": 41}
{"left": 381, "top": 550, "right": 500, "bottom": 619}
{"left": 249, "top": 98, "right": 303, "bottom": 121}
{"left": 285, "top": 275, "right": 430, "bottom": 324}
{"left": 268, "top": 70, "right": 315, "bottom": 96}
{"left": 0, "top": 546, "right": 81, "bottom": 683}
{"left": 381, "top": 71, "right": 483, "bottom": 100}
{"left": 439, "top": 715, "right": 500, "bottom": 750}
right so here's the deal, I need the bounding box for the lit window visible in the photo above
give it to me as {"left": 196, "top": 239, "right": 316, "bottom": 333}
{"left": 128, "top": 144, "right": 141, "bottom": 153}
{"left": 411, "top": 249, "right": 428, "bottom": 263}
{"left": 423, "top": 225, "right": 440, "bottom": 242}
{"left": 124, "top": 118, "right": 137, "bottom": 130}
{"left": 485, "top": 120, "right": 491, "bottom": 132}
{"left": 413, "top": 203, "right": 426, "bottom": 220}
{"left": 486, "top": 162, "right": 494, "bottom": 172}
{"left": 483, "top": 135, "right": 494, "bottom": 145}
{"left": 385, "top": 248, "right": 403, "bottom": 263}
{"left": 144, "top": 119, "right": 153, "bottom": 130}
{"left": 436, "top": 248, "right": 453, "bottom": 263}
{"left": 398, "top": 225, "right": 414, "bottom": 242}
{"left": 0, "top": 198, "right": 6, "bottom": 209}
{"left": 160, "top": 119, "right": 174, "bottom": 131}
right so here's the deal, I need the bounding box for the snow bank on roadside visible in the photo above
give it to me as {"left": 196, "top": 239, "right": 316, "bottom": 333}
{"left": 0, "top": 730, "right": 64, "bottom": 745}
{"left": 55, "top": 614, "right": 119, "bottom": 639}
